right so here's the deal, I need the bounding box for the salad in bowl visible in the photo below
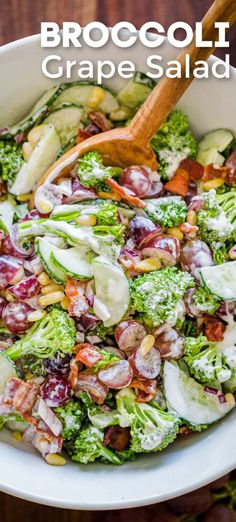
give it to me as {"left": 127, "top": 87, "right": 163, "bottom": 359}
{"left": 0, "top": 73, "right": 236, "bottom": 467}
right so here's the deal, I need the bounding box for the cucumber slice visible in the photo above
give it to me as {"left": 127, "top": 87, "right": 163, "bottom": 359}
{"left": 199, "top": 261, "right": 236, "bottom": 301}
{"left": 10, "top": 124, "right": 61, "bottom": 195}
{"left": 92, "top": 256, "right": 129, "bottom": 327}
{"left": 0, "top": 352, "right": 18, "bottom": 394}
{"left": 117, "top": 72, "right": 155, "bottom": 109}
{"left": 51, "top": 247, "right": 92, "bottom": 279}
{"left": 44, "top": 105, "right": 84, "bottom": 145}
{"left": 198, "top": 129, "right": 234, "bottom": 153}
{"left": 197, "top": 148, "right": 225, "bottom": 167}
{"left": 53, "top": 83, "right": 119, "bottom": 114}
{"left": 36, "top": 238, "right": 67, "bottom": 284}
{"left": 2, "top": 86, "right": 61, "bottom": 138}
{"left": 0, "top": 200, "right": 15, "bottom": 234}
{"left": 163, "top": 361, "right": 235, "bottom": 425}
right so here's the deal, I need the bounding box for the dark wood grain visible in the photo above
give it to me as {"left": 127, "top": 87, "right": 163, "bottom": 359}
{"left": 0, "top": 0, "right": 235, "bottom": 518}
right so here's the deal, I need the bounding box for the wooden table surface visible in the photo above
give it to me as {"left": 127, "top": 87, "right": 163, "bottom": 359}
{"left": 0, "top": 0, "right": 235, "bottom": 520}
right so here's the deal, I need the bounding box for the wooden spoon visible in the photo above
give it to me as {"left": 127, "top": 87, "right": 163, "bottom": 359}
{"left": 32, "top": 0, "right": 236, "bottom": 202}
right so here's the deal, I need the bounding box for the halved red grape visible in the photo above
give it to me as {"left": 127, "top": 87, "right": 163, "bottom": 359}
{"left": 129, "top": 347, "right": 161, "bottom": 379}
{"left": 41, "top": 376, "right": 72, "bottom": 407}
{"left": 98, "top": 360, "right": 133, "bottom": 389}
{"left": 154, "top": 328, "right": 184, "bottom": 359}
{"left": 180, "top": 240, "right": 214, "bottom": 281}
{"left": 146, "top": 180, "right": 163, "bottom": 198}
{"left": 2, "top": 235, "right": 27, "bottom": 258}
{"left": 120, "top": 166, "right": 152, "bottom": 198}
{"left": 9, "top": 275, "right": 40, "bottom": 300}
{"left": 64, "top": 179, "right": 97, "bottom": 204}
{"left": 75, "top": 371, "right": 108, "bottom": 404}
{"left": 130, "top": 216, "right": 161, "bottom": 247}
{"left": 141, "top": 235, "right": 180, "bottom": 266}
{"left": 0, "top": 255, "right": 24, "bottom": 289}
{"left": 2, "top": 301, "right": 34, "bottom": 334}
{"left": 115, "top": 320, "right": 147, "bottom": 355}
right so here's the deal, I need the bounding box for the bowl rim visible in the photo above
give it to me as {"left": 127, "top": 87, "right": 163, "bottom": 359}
{"left": 0, "top": 32, "right": 236, "bottom": 510}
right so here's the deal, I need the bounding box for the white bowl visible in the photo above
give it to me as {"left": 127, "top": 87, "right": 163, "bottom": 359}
{"left": 0, "top": 33, "right": 236, "bottom": 510}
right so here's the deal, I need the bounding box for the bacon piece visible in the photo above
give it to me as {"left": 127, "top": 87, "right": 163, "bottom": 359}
{"left": 23, "top": 421, "right": 63, "bottom": 459}
{"left": 88, "top": 111, "right": 112, "bottom": 132}
{"left": 68, "top": 358, "right": 82, "bottom": 389}
{"left": 225, "top": 150, "right": 236, "bottom": 185}
{"left": 75, "top": 343, "right": 102, "bottom": 368}
{"left": 75, "top": 370, "right": 108, "bottom": 404}
{"left": 65, "top": 278, "right": 89, "bottom": 318}
{"left": 36, "top": 398, "right": 62, "bottom": 436}
{"left": 165, "top": 168, "right": 189, "bottom": 197}
{"left": 179, "top": 159, "right": 204, "bottom": 180}
{"left": 0, "top": 396, "right": 13, "bottom": 415}
{"left": 77, "top": 129, "right": 92, "bottom": 144}
{"left": 103, "top": 426, "right": 130, "bottom": 451}
{"left": 202, "top": 164, "right": 228, "bottom": 182}
{"left": 201, "top": 315, "right": 226, "bottom": 342}
{"left": 129, "top": 378, "right": 157, "bottom": 402}
{"left": 3, "top": 378, "right": 38, "bottom": 415}
{"left": 106, "top": 178, "right": 146, "bottom": 208}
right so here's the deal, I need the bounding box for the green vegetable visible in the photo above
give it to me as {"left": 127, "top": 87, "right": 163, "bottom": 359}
{"left": 181, "top": 317, "right": 198, "bottom": 338}
{"left": 130, "top": 267, "right": 194, "bottom": 328}
{"left": 54, "top": 400, "right": 84, "bottom": 442}
{"left": 145, "top": 196, "right": 187, "bottom": 228}
{"left": 116, "top": 388, "right": 179, "bottom": 453}
{"left": 151, "top": 110, "right": 197, "bottom": 181}
{"left": 4, "top": 308, "right": 76, "bottom": 361}
{"left": 0, "top": 140, "right": 23, "bottom": 188}
{"left": 184, "top": 334, "right": 231, "bottom": 385}
{"left": 93, "top": 350, "right": 119, "bottom": 372}
{"left": 70, "top": 425, "right": 124, "bottom": 465}
{"left": 93, "top": 224, "right": 125, "bottom": 245}
{"left": 198, "top": 189, "right": 236, "bottom": 258}
{"left": 0, "top": 413, "right": 25, "bottom": 431}
{"left": 163, "top": 361, "right": 235, "bottom": 426}
{"left": 193, "top": 287, "right": 220, "bottom": 314}
{"left": 22, "top": 356, "right": 46, "bottom": 377}
{"left": 97, "top": 200, "right": 118, "bottom": 226}
{"left": 77, "top": 151, "right": 122, "bottom": 191}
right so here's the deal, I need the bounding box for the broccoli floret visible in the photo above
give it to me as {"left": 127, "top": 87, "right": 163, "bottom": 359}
{"left": 97, "top": 200, "right": 118, "bottom": 226}
{"left": 151, "top": 110, "right": 197, "bottom": 181}
{"left": 54, "top": 400, "right": 84, "bottom": 442}
{"left": 184, "top": 334, "right": 231, "bottom": 385}
{"left": 70, "top": 425, "right": 124, "bottom": 465}
{"left": 0, "top": 412, "right": 25, "bottom": 431}
{"left": 198, "top": 190, "right": 236, "bottom": 257}
{"left": 4, "top": 309, "right": 76, "bottom": 361}
{"left": 116, "top": 388, "right": 179, "bottom": 453}
{"left": 93, "top": 224, "right": 125, "bottom": 245}
{"left": 130, "top": 267, "right": 194, "bottom": 328}
{"left": 77, "top": 151, "right": 122, "bottom": 191}
{"left": 145, "top": 197, "right": 187, "bottom": 228}
{"left": 0, "top": 140, "right": 23, "bottom": 188}
{"left": 193, "top": 287, "right": 220, "bottom": 314}
{"left": 93, "top": 350, "right": 119, "bottom": 371}
{"left": 22, "top": 356, "right": 47, "bottom": 377}
{"left": 181, "top": 317, "right": 198, "bottom": 337}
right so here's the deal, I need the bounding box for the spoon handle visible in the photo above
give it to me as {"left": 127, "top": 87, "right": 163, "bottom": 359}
{"left": 128, "top": 0, "right": 236, "bottom": 146}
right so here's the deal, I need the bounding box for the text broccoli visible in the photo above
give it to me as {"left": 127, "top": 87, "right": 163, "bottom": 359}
{"left": 151, "top": 110, "right": 197, "bottom": 181}
{"left": 4, "top": 308, "right": 76, "bottom": 361}
{"left": 130, "top": 266, "right": 194, "bottom": 328}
